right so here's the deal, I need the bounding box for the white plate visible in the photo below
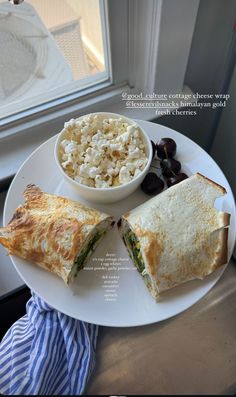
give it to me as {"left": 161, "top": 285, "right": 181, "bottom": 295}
{"left": 3, "top": 121, "right": 236, "bottom": 327}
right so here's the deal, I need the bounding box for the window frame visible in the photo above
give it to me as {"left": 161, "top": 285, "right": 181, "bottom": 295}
{"left": 0, "top": 0, "right": 113, "bottom": 125}
{"left": 0, "top": 0, "right": 200, "bottom": 183}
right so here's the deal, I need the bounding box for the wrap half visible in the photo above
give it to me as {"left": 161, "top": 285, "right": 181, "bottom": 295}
{"left": 118, "top": 173, "right": 230, "bottom": 299}
{"left": 0, "top": 184, "right": 114, "bottom": 284}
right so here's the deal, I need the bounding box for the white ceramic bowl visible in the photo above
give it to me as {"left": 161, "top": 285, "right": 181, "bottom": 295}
{"left": 54, "top": 112, "right": 152, "bottom": 204}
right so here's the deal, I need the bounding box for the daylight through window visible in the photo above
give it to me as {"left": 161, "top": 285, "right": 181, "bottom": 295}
{"left": 0, "top": 0, "right": 109, "bottom": 119}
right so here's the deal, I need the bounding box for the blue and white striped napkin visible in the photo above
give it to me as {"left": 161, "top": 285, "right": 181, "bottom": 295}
{"left": 0, "top": 292, "right": 99, "bottom": 395}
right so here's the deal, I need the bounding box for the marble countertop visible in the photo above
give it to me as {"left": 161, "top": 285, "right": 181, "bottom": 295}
{"left": 87, "top": 258, "right": 236, "bottom": 395}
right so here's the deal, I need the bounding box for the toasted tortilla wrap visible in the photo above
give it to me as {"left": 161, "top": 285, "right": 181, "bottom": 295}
{"left": 118, "top": 173, "right": 230, "bottom": 299}
{"left": 0, "top": 184, "right": 114, "bottom": 284}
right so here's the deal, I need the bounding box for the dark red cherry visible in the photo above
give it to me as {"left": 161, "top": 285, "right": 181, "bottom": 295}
{"left": 160, "top": 158, "right": 181, "bottom": 177}
{"left": 156, "top": 138, "right": 177, "bottom": 159}
{"left": 141, "top": 173, "right": 164, "bottom": 195}
{"left": 166, "top": 173, "right": 188, "bottom": 187}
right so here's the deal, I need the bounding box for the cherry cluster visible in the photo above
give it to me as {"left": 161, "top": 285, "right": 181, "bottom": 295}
{"left": 141, "top": 138, "right": 188, "bottom": 195}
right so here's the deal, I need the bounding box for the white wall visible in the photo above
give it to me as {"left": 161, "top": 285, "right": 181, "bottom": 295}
{"left": 211, "top": 66, "right": 236, "bottom": 198}
{"left": 185, "top": 0, "right": 236, "bottom": 94}
{"left": 154, "top": 0, "right": 236, "bottom": 152}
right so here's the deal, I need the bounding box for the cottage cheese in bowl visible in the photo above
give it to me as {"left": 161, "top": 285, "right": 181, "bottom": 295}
{"left": 55, "top": 112, "right": 152, "bottom": 203}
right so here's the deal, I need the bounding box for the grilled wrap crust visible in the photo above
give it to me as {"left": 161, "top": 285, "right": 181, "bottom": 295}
{"left": 0, "top": 184, "right": 114, "bottom": 284}
{"left": 119, "top": 173, "right": 230, "bottom": 298}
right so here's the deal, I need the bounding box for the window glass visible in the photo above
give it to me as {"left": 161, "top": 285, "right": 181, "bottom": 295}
{"left": 0, "top": 0, "right": 108, "bottom": 118}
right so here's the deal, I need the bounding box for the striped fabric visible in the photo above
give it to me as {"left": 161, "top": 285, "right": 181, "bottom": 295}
{"left": 0, "top": 292, "right": 99, "bottom": 395}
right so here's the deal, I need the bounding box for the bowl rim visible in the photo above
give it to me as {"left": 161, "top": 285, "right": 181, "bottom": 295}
{"left": 54, "top": 112, "right": 153, "bottom": 192}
